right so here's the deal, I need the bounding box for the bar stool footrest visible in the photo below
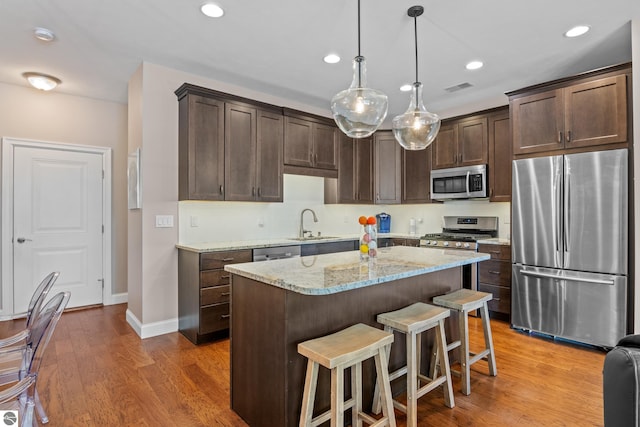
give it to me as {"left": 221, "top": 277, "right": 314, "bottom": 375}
{"left": 469, "top": 349, "right": 491, "bottom": 366}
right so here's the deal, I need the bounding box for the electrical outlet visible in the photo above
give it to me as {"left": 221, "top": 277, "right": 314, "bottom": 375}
{"left": 258, "top": 217, "right": 265, "bottom": 227}
{"left": 190, "top": 215, "right": 199, "bottom": 227}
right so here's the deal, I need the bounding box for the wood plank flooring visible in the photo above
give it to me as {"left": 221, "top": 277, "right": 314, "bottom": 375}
{"left": 0, "top": 304, "right": 606, "bottom": 426}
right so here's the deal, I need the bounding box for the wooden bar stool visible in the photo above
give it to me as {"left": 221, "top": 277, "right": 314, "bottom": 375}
{"left": 297, "top": 323, "right": 396, "bottom": 427}
{"left": 372, "top": 303, "right": 454, "bottom": 427}
{"left": 432, "top": 289, "right": 497, "bottom": 395}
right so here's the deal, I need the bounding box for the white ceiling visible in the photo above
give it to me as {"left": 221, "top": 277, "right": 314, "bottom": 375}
{"left": 0, "top": 0, "right": 636, "bottom": 122}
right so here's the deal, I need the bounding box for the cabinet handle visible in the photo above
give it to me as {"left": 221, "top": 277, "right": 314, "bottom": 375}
{"left": 220, "top": 292, "right": 231, "bottom": 296}
{"left": 314, "top": 153, "right": 318, "bottom": 164}
{"left": 376, "top": 193, "right": 380, "bottom": 201}
{"left": 489, "top": 270, "right": 501, "bottom": 274}
{"left": 257, "top": 187, "right": 261, "bottom": 197}
{"left": 566, "top": 130, "right": 571, "bottom": 142}
{"left": 490, "top": 188, "right": 494, "bottom": 197}
{"left": 221, "top": 275, "right": 231, "bottom": 280}
{"left": 220, "top": 185, "right": 224, "bottom": 194}
{"left": 252, "top": 187, "right": 255, "bottom": 197}
{"left": 493, "top": 298, "right": 501, "bottom": 302}
{"left": 458, "top": 153, "right": 462, "bottom": 163}
{"left": 221, "top": 314, "right": 231, "bottom": 319}
{"left": 558, "top": 131, "right": 563, "bottom": 143}
{"left": 221, "top": 258, "right": 234, "bottom": 262}
{"left": 489, "top": 250, "right": 500, "bottom": 254}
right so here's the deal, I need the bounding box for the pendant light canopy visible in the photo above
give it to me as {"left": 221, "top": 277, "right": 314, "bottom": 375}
{"left": 331, "top": 0, "right": 388, "bottom": 139}
{"left": 392, "top": 6, "right": 440, "bottom": 150}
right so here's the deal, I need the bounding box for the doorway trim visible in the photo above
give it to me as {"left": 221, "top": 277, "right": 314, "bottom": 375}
{"left": 1, "top": 137, "right": 113, "bottom": 315}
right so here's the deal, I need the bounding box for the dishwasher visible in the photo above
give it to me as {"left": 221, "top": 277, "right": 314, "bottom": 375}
{"left": 253, "top": 245, "right": 301, "bottom": 262}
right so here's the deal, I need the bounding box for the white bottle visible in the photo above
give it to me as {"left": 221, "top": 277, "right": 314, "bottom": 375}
{"left": 409, "top": 218, "right": 416, "bottom": 236}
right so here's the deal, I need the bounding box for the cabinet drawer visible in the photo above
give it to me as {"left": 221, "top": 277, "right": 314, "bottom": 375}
{"left": 200, "top": 250, "right": 252, "bottom": 270}
{"left": 201, "top": 285, "right": 231, "bottom": 306}
{"left": 478, "top": 283, "right": 510, "bottom": 314}
{"left": 478, "top": 260, "right": 511, "bottom": 287}
{"left": 478, "top": 244, "right": 510, "bottom": 261}
{"left": 199, "top": 303, "right": 230, "bottom": 334}
{"left": 200, "top": 270, "right": 231, "bottom": 287}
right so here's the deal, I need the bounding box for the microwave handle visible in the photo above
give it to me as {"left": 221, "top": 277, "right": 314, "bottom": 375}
{"left": 465, "top": 171, "right": 470, "bottom": 195}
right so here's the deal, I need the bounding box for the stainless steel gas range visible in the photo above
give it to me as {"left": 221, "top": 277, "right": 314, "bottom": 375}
{"left": 420, "top": 216, "right": 499, "bottom": 290}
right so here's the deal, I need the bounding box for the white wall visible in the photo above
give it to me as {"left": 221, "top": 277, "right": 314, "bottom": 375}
{"left": 0, "top": 82, "right": 129, "bottom": 298}
{"left": 178, "top": 175, "right": 510, "bottom": 244}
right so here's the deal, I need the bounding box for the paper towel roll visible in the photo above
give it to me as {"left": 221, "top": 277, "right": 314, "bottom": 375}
{"left": 409, "top": 218, "right": 416, "bottom": 236}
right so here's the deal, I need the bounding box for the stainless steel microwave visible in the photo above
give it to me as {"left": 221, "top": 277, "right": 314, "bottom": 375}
{"left": 430, "top": 164, "right": 488, "bottom": 200}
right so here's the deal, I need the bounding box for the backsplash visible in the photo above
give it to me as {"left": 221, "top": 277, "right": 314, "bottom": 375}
{"left": 178, "top": 174, "right": 511, "bottom": 244}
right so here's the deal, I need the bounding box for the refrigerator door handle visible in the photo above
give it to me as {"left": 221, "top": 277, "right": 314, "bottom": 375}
{"left": 554, "top": 161, "right": 562, "bottom": 262}
{"left": 564, "top": 169, "right": 571, "bottom": 254}
{"left": 521, "top": 270, "right": 615, "bottom": 286}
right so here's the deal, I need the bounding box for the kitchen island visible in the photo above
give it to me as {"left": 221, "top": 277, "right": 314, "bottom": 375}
{"left": 225, "top": 246, "right": 490, "bottom": 427}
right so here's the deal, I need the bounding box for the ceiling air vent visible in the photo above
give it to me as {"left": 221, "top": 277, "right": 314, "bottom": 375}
{"left": 444, "top": 82, "right": 473, "bottom": 93}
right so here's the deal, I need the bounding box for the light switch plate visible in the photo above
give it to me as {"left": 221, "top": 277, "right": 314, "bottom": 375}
{"left": 155, "top": 215, "right": 174, "bottom": 228}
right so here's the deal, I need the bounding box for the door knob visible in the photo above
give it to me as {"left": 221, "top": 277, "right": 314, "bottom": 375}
{"left": 16, "top": 237, "right": 32, "bottom": 243}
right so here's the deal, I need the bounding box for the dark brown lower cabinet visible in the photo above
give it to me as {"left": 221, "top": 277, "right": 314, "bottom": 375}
{"left": 178, "top": 249, "right": 252, "bottom": 344}
{"left": 477, "top": 243, "right": 511, "bottom": 319}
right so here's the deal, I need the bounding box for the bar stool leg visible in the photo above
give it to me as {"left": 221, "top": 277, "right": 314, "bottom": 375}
{"left": 435, "top": 319, "right": 455, "bottom": 408}
{"left": 406, "top": 330, "right": 418, "bottom": 427}
{"left": 351, "top": 363, "right": 363, "bottom": 427}
{"left": 331, "top": 366, "right": 345, "bottom": 427}
{"left": 371, "top": 326, "right": 393, "bottom": 415}
{"left": 299, "top": 360, "right": 319, "bottom": 427}
{"left": 374, "top": 346, "right": 397, "bottom": 427}
{"left": 480, "top": 303, "right": 497, "bottom": 376}
{"left": 458, "top": 310, "right": 471, "bottom": 396}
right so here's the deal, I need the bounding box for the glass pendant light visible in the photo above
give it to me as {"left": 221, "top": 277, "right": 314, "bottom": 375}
{"left": 331, "top": 0, "right": 388, "bottom": 139}
{"left": 392, "top": 6, "right": 440, "bottom": 150}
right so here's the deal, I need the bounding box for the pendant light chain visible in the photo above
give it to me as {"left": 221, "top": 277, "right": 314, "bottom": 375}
{"left": 414, "top": 13, "right": 419, "bottom": 83}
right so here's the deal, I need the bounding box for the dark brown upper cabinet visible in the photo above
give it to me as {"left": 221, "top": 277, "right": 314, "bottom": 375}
{"left": 283, "top": 110, "right": 338, "bottom": 178}
{"left": 487, "top": 109, "right": 511, "bottom": 202}
{"left": 402, "top": 145, "right": 433, "bottom": 204}
{"left": 337, "top": 133, "right": 373, "bottom": 204}
{"left": 374, "top": 131, "right": 402, "bottom": 204}
{"left": 509, "top": 65, "right": 630, "bottom": 156}
{"left": 431, "top": 116, "right": 488, "bottom": 170}
{"left": 176, "top": 83, "right": 283, "bottom": 202}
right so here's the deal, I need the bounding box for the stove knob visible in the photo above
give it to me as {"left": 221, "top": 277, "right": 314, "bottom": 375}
{"left": 430, "top": 240, "right": 437, "bottom": 245}
{"left": 463, "top": 242, "right": 471, "bottom": 249}
{"left": 443, "top": 241, "right": 449, "bottom": 247}
{"left": 455, "top": 242, "right": 462, "bottom": 248}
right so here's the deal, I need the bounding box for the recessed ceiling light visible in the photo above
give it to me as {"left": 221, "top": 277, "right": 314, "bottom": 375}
{"left": 465, "top": 60, "right": 483, "bottom": 70}
{"left": 34, "top": 27, "right": 55, "bottom": 42}
{"left": 201, "top": 3, "right": 224, "bottom": 18}
{"left": 22, "top": 72, "right": 61, "bottom": 91}
{"left": 323, "top": 54, "right": 340, "bottom": 64}
{"left": 565, "top": 25, "right": 590, "bottom": 38}
{"left": 400, "top": 84, "right": 412, "bottom": 92}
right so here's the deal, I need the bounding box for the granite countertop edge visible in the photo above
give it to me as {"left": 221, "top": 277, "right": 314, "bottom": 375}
{"left": 224, "top": 247, "right": 490, "bottom": 295}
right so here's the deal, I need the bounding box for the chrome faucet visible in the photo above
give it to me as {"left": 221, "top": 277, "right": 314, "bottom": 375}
{"left": 299, "top": 208, "right": 318, "bottom": 238}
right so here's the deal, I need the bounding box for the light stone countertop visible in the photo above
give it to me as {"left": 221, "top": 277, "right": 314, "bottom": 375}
{"left": 224, "top": 246, "right": 490, "bottom": 295}
{"left": 176, "top": 233, "right": 421, "bottom": 253}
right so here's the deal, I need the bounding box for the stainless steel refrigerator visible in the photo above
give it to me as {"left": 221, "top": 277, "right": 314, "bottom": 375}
{"left": 511, "top": 149, "right": 628, "bottom": 348}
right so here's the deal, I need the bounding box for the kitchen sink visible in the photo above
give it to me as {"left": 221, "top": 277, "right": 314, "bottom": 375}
{"left": 288, "top": 236, "right": 340, "bottom": 241}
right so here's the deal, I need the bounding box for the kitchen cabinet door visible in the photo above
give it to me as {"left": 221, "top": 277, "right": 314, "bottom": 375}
{"left": 374, "top": 131, "right": 401, "bottom": 204}
{"left": 488, "top": 109, "right": 511, "bottom": 202}
{"left": 284, "top": 116, "right": 313, "bottom": 167}
{"left": 338, "top": 134, "right": 373, "bottom": 204}
{"left": 178, "top": 94, "right": 225, "bottom": 200}
{"left": 402, "top": 145, "right": 432, "bottom": 204}
{"left": 458, "top": 117, "right": 488, "bottom": 166}
{"left": 431, "top": 123, "right": 458, "bottom": 169}
{"left": 224, "top": 103, "right": 257, "bottom": 201}
{"left": 564, "top": 75, "right": 627, "bottom": 149}
{"left": 511, "top": 88, "right": 565, "bottom": 155}
{"left": 256, "top": 110, "right": 284, "bottom": 202}
{"left": 283, "top": 112, "right": 338, "bottom": 176}
{"left": 313, "top": 122, "right": 338, "bottom": 170}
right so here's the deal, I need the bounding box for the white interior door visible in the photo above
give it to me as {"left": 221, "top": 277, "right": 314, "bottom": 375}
{"left": 12, "top": 145, "right": 104, "bottom": 311}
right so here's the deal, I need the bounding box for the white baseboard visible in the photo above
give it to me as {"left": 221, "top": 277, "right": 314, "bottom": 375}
{"left": 126, "top": 308, "right": 179, "bottom": 339}
{"left": 105, "top": 292, "right": 128, "bottom": 305}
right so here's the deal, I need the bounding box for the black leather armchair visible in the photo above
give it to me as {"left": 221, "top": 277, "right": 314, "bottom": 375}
{"left": 603, "top": 335, "right": 640, "bottom": 426}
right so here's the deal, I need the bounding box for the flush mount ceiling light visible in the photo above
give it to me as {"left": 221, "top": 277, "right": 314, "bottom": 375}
{"left": 392, "top": 5, "right": 440, "bottom": 151}
{"left": 565, "top": 25, "right": 590, "bottom": 38}
{"left": 22, "top": 72, "right": 61, "bottom": 91}
{"left": 201, "top": 3, "right": 224, "bottom": 18}
{"left": 330, "top": 0, "right": 388, "bottom": 139}
{"left": 34, "top": 27, "right": 55, "bottom": 42}
{"left": 465, "top": 60, "right": 483, "bottom": 70}
{"left": 323, "top": 54, "right": 341, "bottom": 64}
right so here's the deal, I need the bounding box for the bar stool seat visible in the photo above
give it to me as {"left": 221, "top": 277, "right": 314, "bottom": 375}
{"left": 298, "top": 323, "right": 396, "bottom": 427}
{"left": 373, "top": 302, "right": 454, "bottom": 427}
{"left": 432, "top": 289, "right": 497, "bottom": 395}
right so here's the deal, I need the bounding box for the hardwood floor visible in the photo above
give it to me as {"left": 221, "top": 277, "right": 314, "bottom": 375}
{"left": 1, "top": 304, "right": 605, "bottom": 426}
